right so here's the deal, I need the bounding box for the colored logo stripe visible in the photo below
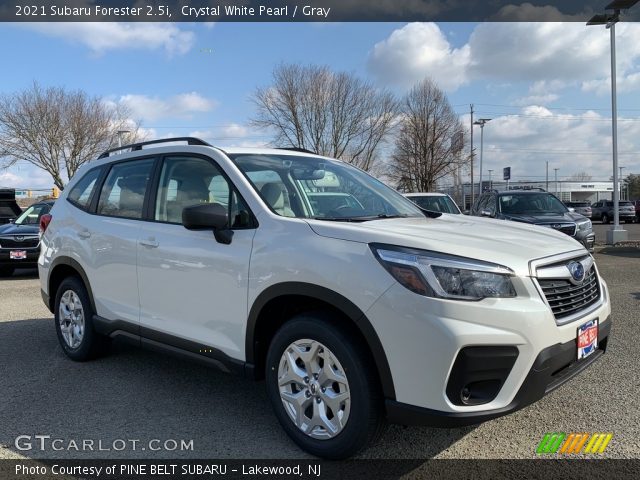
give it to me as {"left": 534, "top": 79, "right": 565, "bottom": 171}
{"left": 537, "top": 433, "right": 613, "bottom": 454}
{"left": 584, "top": 433, "right": 613, "bottom": 454}
{"left": 537, "top": 433, "right": 566, "bottom": 454}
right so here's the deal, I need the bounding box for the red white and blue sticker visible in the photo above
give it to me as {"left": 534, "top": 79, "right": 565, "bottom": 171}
{"left": 577, "top": 319, "right": 598, "bottom": 360}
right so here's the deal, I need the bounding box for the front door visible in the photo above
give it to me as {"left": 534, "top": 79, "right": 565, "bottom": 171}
{"left": 136, "top": 155, "right": 256, "bottom": 361}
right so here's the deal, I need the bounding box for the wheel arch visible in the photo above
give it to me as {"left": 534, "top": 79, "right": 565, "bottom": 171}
{"left": 246, "top": 282, "right": 396, "bottom": 400}
{"left": 47, "top": 257, "right": 96, "bottom": 313}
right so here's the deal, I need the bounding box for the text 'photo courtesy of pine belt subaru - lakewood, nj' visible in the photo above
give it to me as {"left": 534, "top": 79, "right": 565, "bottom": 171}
{"left": 37, "top": 138, "right": 611, "bottom": 459}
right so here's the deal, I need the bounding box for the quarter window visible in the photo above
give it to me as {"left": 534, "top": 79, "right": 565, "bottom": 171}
{"left": 97, "top": 159, "right": 154, "bottom": 219}
{"left": 67, "top": 167, "right": 103, "bottom": 211}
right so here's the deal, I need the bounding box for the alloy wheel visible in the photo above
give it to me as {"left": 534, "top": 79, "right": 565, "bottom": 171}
{"left": 277, "top": 339, "right": 351, "bottom": 439}
{"left": 58, "top": 290, "right": 85, "bottom": 349}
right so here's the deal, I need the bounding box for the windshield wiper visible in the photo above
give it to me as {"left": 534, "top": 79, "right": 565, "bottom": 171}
{"left": 310, "top": 216, "right": 366, "bottom": 222}
{"left": 310, "top": 214, "right": 411, "bottom": 222}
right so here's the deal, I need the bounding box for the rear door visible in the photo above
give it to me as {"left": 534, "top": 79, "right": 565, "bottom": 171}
{"left": 80, "top": 158, "right": 156, "bottom": 324}
{"left": 136, "top": 154, "right": 256, "bottom": 361}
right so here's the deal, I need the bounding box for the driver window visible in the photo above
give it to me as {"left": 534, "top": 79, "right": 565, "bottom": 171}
{"left": 155, "top": 156, "right": 251, "bottom": 228}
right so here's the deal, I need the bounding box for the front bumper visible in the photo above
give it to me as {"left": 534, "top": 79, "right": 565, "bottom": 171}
{"left": 386, "top": 318, "right": 611, "bottom": 427}
{"left": 575, "top": 231, "right": 595, "bottom": 251}
{"left": 366, "top": 268, "right": 611, "bottom": 418}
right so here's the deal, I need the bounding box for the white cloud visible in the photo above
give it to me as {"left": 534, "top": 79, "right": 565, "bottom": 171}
{"left": 367, "top": 22, "right": 470, "bottom": 90}
{"left": 461, "top": 108, "right": 640, "bottom": 180}
{"left": 116, "top": 93, "right": 217, "bottom": 121}
{"left": 368, "top": 22, "right": 640, "bottom": 94}
{"left": 0, "top": 167, "right": 57, "bottom": 190}
{"left": 221, "top": 123, "right": 249, "bottom": 138}
{"left": 22, "top": 22, "right": 195, "bottom": 56}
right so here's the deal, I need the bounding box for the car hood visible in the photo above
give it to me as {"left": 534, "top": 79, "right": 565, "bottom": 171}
{"left": 0, "top": 223, "right": 39, "bottom": 235}
{"left": 501, "top": 212, "right": 585, "bottom": 224}
{"left": 305, "top": 214, "right": 586, "bottom": 276}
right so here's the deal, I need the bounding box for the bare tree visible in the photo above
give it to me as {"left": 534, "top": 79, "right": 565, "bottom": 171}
{"left": 568, "top": 171, "right": 593, "bottom": 182}
{"left": 387, "top": 78, "right": 467, "bottom": 192}
{"left": 0, "top": 83, "right": 143, "bottom": 189}
{"left": 251, "top": 64, "right": 398, "bottom": 172}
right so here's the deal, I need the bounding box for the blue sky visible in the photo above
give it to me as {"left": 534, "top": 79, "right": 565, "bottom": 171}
{"left": 1, "top": 21, "right": 640, "bottom": 190}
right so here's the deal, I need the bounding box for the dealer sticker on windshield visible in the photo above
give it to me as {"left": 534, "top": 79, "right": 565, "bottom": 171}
{"left": 10, "top": 250, "right": 27, "bottom": 260}
{"left": 577, "top": 319, "right": 598, "bottom": 360}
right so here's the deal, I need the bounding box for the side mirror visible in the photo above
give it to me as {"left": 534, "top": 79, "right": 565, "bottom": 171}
{"left": 182, "top": 203, "right": 233, "bottom": 245}
{"left": 568, "top": 207, "right": 575, "bottom": 213}
{"left": 481, "top": 209, "right": 494, "bottom": 218}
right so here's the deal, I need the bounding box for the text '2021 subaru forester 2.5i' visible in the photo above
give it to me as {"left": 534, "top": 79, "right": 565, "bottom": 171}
{"left": 39, "top": 137, "right": 611, "bottom": 459}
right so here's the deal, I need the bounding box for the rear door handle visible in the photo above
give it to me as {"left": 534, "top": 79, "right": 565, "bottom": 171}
{"left": 139, "top": 238, "right": 159, "bottom": 248}
{"left": 78, "top": 230, "right": 91, "bottom": 239}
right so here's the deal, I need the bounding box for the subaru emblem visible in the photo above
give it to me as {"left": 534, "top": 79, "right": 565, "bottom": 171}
{"left": 15, "top": 236, "right": 24, "bottom": 242}
{"left": 567, "top": 261, "right": 585, "bottom": 283}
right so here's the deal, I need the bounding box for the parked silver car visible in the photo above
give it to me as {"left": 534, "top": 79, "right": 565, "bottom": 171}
{"left": 565, "top": 201, "right": 592, "bottom": 219}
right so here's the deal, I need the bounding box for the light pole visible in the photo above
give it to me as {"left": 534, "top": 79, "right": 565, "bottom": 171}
{"left": 473, "top": 118, "right": 491, "bottom": 195}
{"left": 554, "top": 168, "right": 560, "bottom": 196}
{"left": 546, "top": 161, "right": 549, "bottom": 191}
{"left": 587, "top": 0, "right": 637, "bottom": 244}
{"left": 117, "top": 130, "right": 131, "bottom": 148}
{"left": 488, "top": 169, "right": 494, "bottom": 190}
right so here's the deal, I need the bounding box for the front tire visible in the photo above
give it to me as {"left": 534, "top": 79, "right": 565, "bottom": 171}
{"left": 265, "top": 313, "right": 385, "bottom": 459}
{"left": 602, "top": 213, "right": 609, "bottom": 224}
{"left": 54, "top": 276, "right": 109, "bottom": 361}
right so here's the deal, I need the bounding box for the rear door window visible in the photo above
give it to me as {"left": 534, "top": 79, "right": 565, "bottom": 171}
{"left": 97, "top": 159, "right": 155, "bottom": 219}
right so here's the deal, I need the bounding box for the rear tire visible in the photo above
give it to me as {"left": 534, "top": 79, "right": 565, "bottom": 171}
{"left": 265, "top": 312, "right": 386, "bottom": 459}
{"left": 0, "top": 266, "right": 14, "bottom": 277}
{"left": 54, "top": 276, "right": 110, "bottom": 361}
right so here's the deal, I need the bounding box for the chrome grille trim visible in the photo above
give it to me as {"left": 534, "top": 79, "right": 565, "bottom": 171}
{"left": 531, "top": 253, "right": 603, "bottom": 325}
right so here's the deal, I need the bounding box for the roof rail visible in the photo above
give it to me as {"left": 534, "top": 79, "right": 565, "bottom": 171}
{"left": 98, "top": 137, "right": 212, "bottom": 159}
{"left": 280, "top": 147, "right": 318, "bottom": 155}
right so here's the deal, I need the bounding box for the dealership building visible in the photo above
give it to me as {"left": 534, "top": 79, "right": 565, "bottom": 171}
{"left": 444, "top": 180, "right": 627, "bottom": 210}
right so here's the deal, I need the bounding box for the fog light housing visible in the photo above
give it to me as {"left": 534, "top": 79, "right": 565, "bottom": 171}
{"left": 446, "top": 346, "right": 519, "bottom": 406}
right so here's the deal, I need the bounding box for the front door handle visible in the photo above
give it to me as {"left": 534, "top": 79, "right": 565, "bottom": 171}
{"left": 139, "top": 238, "right": 159, "bottom": 248}
{"left": 78, "top": 230, "right": 91, "bottom": 239}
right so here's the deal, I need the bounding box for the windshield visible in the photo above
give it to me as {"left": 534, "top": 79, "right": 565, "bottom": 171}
{"left": 409, "top": 195, "right": 460, "bottom": 214}
{"left": 229, "top": 154, "right": 423, "bottom": 220}
{"left": 14, "top": 203, "right": 50, "bottom": 225}
{"left": 499, "top": 193, "right": 568, "bottom": 215}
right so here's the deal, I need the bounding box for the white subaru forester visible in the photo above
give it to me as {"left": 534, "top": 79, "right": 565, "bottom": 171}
{"left": 39, "top": 138, "right": 611, "bottom": 459}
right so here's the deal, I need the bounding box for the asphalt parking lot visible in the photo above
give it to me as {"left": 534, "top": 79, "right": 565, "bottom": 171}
{"left": 593, "top": 221, "right": 640, "bottom": 243}
{"left": 0, "top": 251, "right": 638, "bottom": 461}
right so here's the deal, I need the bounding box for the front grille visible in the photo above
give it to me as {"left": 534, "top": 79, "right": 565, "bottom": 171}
{"left": 538, "top": 267, "right": 600, "bottom": 320}
{"left": 539, "top": 223, "right": 576, "bottom": 236}
{"left": 0, "top": 236, "right": 40, "bottom": 249}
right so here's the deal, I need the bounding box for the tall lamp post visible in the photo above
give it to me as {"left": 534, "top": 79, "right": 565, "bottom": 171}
{"left": 117, "top": 130, "right": 131, "bottom": 148}
{"left": 473, "top": 118, "right": 491, "bottom": 196}
{"left": 587, "top": 0, "right": 637, "bottom": 244}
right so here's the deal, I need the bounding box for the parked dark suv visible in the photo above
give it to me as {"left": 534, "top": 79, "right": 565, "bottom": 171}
{"left": 0, "top": 200, "right": 54, "bottom": 276}
{"left": 471, "top": 189, "right": 595, "bottom": 250}
{"left": 634, "top": 200, "right": 640, "bottom": 223}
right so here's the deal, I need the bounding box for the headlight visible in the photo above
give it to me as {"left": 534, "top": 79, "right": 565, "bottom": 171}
{"left": 577, "top": 220, "right": 592, "bottom": 231}
{"left": 372, "top": 245, "right": 516, "bottom": 301}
